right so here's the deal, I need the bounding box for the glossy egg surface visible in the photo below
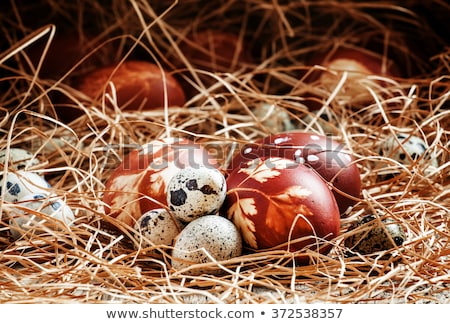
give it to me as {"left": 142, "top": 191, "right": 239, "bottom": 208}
{"left": 225, "top": 157, "right": 340, "bottom": 257}
{"left": 228, "top": 131, "right": 361, "bottom": 214}
{"left": 103, "top": 137, "right": 217, "bottom": 228}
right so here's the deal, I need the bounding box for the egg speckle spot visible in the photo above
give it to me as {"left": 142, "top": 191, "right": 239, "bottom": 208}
{"left": 167, "top": 166, "right": 226, "bottom": 222}
{"left": 169, "top": 189, "right": 188, "bottom": 207}
{"left": 171, "top": 215, "right": 242, "bottom": 275}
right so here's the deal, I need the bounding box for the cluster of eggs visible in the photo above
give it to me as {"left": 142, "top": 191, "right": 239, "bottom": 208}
{"left": 103, "top": 131, "right": 406, "bottom": 272}
{"left": 0, "top": 148, "right": 74, "bottom": 239}
{"left": 103, "top": 137, "right": 241, "bottom": 274}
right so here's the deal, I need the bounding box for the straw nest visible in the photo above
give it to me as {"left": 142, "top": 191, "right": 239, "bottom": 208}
{"left": 0, "top": 0, "right": 449, "bottom": 303}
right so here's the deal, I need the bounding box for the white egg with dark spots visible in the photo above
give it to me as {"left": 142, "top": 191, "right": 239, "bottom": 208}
{"left": 345, "top": 214, "right": 406, "bottom": 254}
{"left": 0, "top": 148, "right": 40, "bottom": 171}
{"left": 380, "top": 133, "right": 438, "bottom": 167}
{"left": 133, "top": 208, "right": 184, "bottom": 254}
{"left": 171, "top": 215, "right": 242, "bottom": 274}
{"left": 8, "top": 193, "right": 75, "bottom": 239}
{"left": 1, "top": 171, "right": 52, "bottom": 203}
{"left": 167, "top": 166, "right": 226, "bottom": 223}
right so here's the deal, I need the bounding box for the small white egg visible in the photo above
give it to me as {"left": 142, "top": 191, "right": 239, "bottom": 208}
{"left": 378, "top": 133, "right": 439, "bottom": 178}
{"left": 167, "top": 166, "right": 226, "bottom": 223}
{"left": 0, "top": 148, "right": 40, "bottom": 171}
{"left": 171, "top": 215, "right": 242, "bottom": 274}
{"left": 133, "top": 208, "right": 184, "bottom": 256}
{"left": 1, "top": 171, "right": 52, "bottom": 203}
{"left": 8, "top": 193, "right": 75, "bottom": 239}
{"left": 380, "top": 133, "right": 438, "bottom": 166}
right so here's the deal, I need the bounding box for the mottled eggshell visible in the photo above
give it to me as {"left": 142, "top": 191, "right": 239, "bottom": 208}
{"left": 0, "top": 148, "right": 41, "bottom": 171}
{"left": 171, "top": 215, "right": 242, "bottom": 275}
{"left": 345, "top": 214, "right": 406, "bottom": 255}
{"left": 167, "top": 166, "right": 226, "bottom": 223}
{"left": 8, "top": 193, "right": 75, "bottom": 240}
{"left": 379, "top": 133, "right": 438, "bottom": 171}
{"left": 1, "top": 171, "right": 52, "bottom": 203}
{"left": 228, "top": 131, "right": 361, "bottom": 215}
{"left": 103, "top": 137, "right": 218, "bottom": 228}
{"left": 133, "top": 208, "right": 184, "bottom": 256}
{"left": 224, "top": 157, "right": 340, "bottom": 263}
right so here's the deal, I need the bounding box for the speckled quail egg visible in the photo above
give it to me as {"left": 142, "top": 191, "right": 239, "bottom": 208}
{"left": 8, "top": 193, "right": 75, "bottom": 239}
{"left": 1, "top": 171, "right": 52, "bottom": 203}
{"left": 379, "top": 133, "right": 438, "bottom": 168}
{"left": 345, "top": 214, "right": 406, "bottom": 255}
{"left": 167, "top": 166, "right": 226, "bottom": 223}
{"left": 171, "top": 215, "right": 242, "bottom": 274}
{"left": 251, "top": 103, "right": 296, "bottom": 133}
{"left": 0, "top": 148, "right": 41, "bottom": 171}
{"left": 133, "top": 208, "right": 184, "bottom": 255}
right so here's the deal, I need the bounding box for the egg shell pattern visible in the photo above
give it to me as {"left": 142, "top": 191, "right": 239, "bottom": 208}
{"left": 225, "top": 157, "right": 340, "bottom": 263}
{"left": 345, "top": 214, "right": 406, "bottom": 254}
{"left": 133, "top": 208, "right": 184, "bottom": 253}
{"left": 102, "top": 137, "right": 218, "bottom": 228}
{"left": 171, "top": 215, "right": 242, "bottom": 275}
{"left": 228, "top": 132, "right": 361, "bottom": 214}
{"left": 380, "top": 133, "right": 438, "bottom": 167}
{"left": 167, "top": 166, "right": 226, "bottom": 223}
{"left": 0, "top": 148, "right": 40, "bottom": 171}
{"left": 8, "top": 193, "right": 75, "bottom": 239}
{"left": 1, "top": 171, "right": 52, "bottom": 203}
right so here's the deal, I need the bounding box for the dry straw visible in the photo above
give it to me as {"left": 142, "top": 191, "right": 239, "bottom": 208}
{"left": 0, "top": 0, "right": 449, "bottom": 303}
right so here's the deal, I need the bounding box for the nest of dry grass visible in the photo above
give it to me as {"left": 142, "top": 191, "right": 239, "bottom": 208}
{"left": 0, "top": 0, "right": 449, "bottom": 303}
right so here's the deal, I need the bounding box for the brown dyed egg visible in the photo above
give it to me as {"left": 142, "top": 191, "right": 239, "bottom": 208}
{"left": 228, "top": 131, "right": 361, "bottom": 215}
{"left": 102, "top": 137, "right": 217, "bottom": 228}
{"left": 73, "top": 60, "right": 186, "bottom": 111}
{"left": 177, "top": 30, "right": 253, "bottom": 72}
{"left": 224, "top": 157, "right": 340, "bottom": 262}
{"left": 307, "top": 47, "right": 400, "bottom": 105}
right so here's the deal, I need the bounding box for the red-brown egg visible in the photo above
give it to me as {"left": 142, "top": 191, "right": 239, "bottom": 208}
{"left": 102, "top": 137, "right": 217, "bottom": 228}
{"left": 228, "top": 131, "right": 361, "bottom": 215}
{"left": 224, "top": 157, "right": 340, "bottom": 261}
{"left": 73, "top": 60, "right": 186, "bottom": 111}
{"left": 307, "top": 47, "right": 401, "bottom": 104}
{"left": 177, "top": 30, "right": 253, "bottom": 72}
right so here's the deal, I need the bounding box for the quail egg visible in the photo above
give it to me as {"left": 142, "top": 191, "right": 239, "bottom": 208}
{"left": 0, "top": 148, "right": 40, "bottom": 171}
{"left": 133, "top": 208, "right": 184, "bottom": 256}
{"left": 8, "top": 193, "right": 75, "bottom": 239}
{"left": 167, "top": 166, "right": 226, "bottom": 223}
{"left": 1, "top": 171, "right": 52, "bottom": 203}
{"left": 171, "top": 215, "right": 242, "bottom": 274}
{"left": 379, "top": 133, "right": 438, "bottom": 169}
{"left": 345, "top": 214, "right": 406, "bottom": 254}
